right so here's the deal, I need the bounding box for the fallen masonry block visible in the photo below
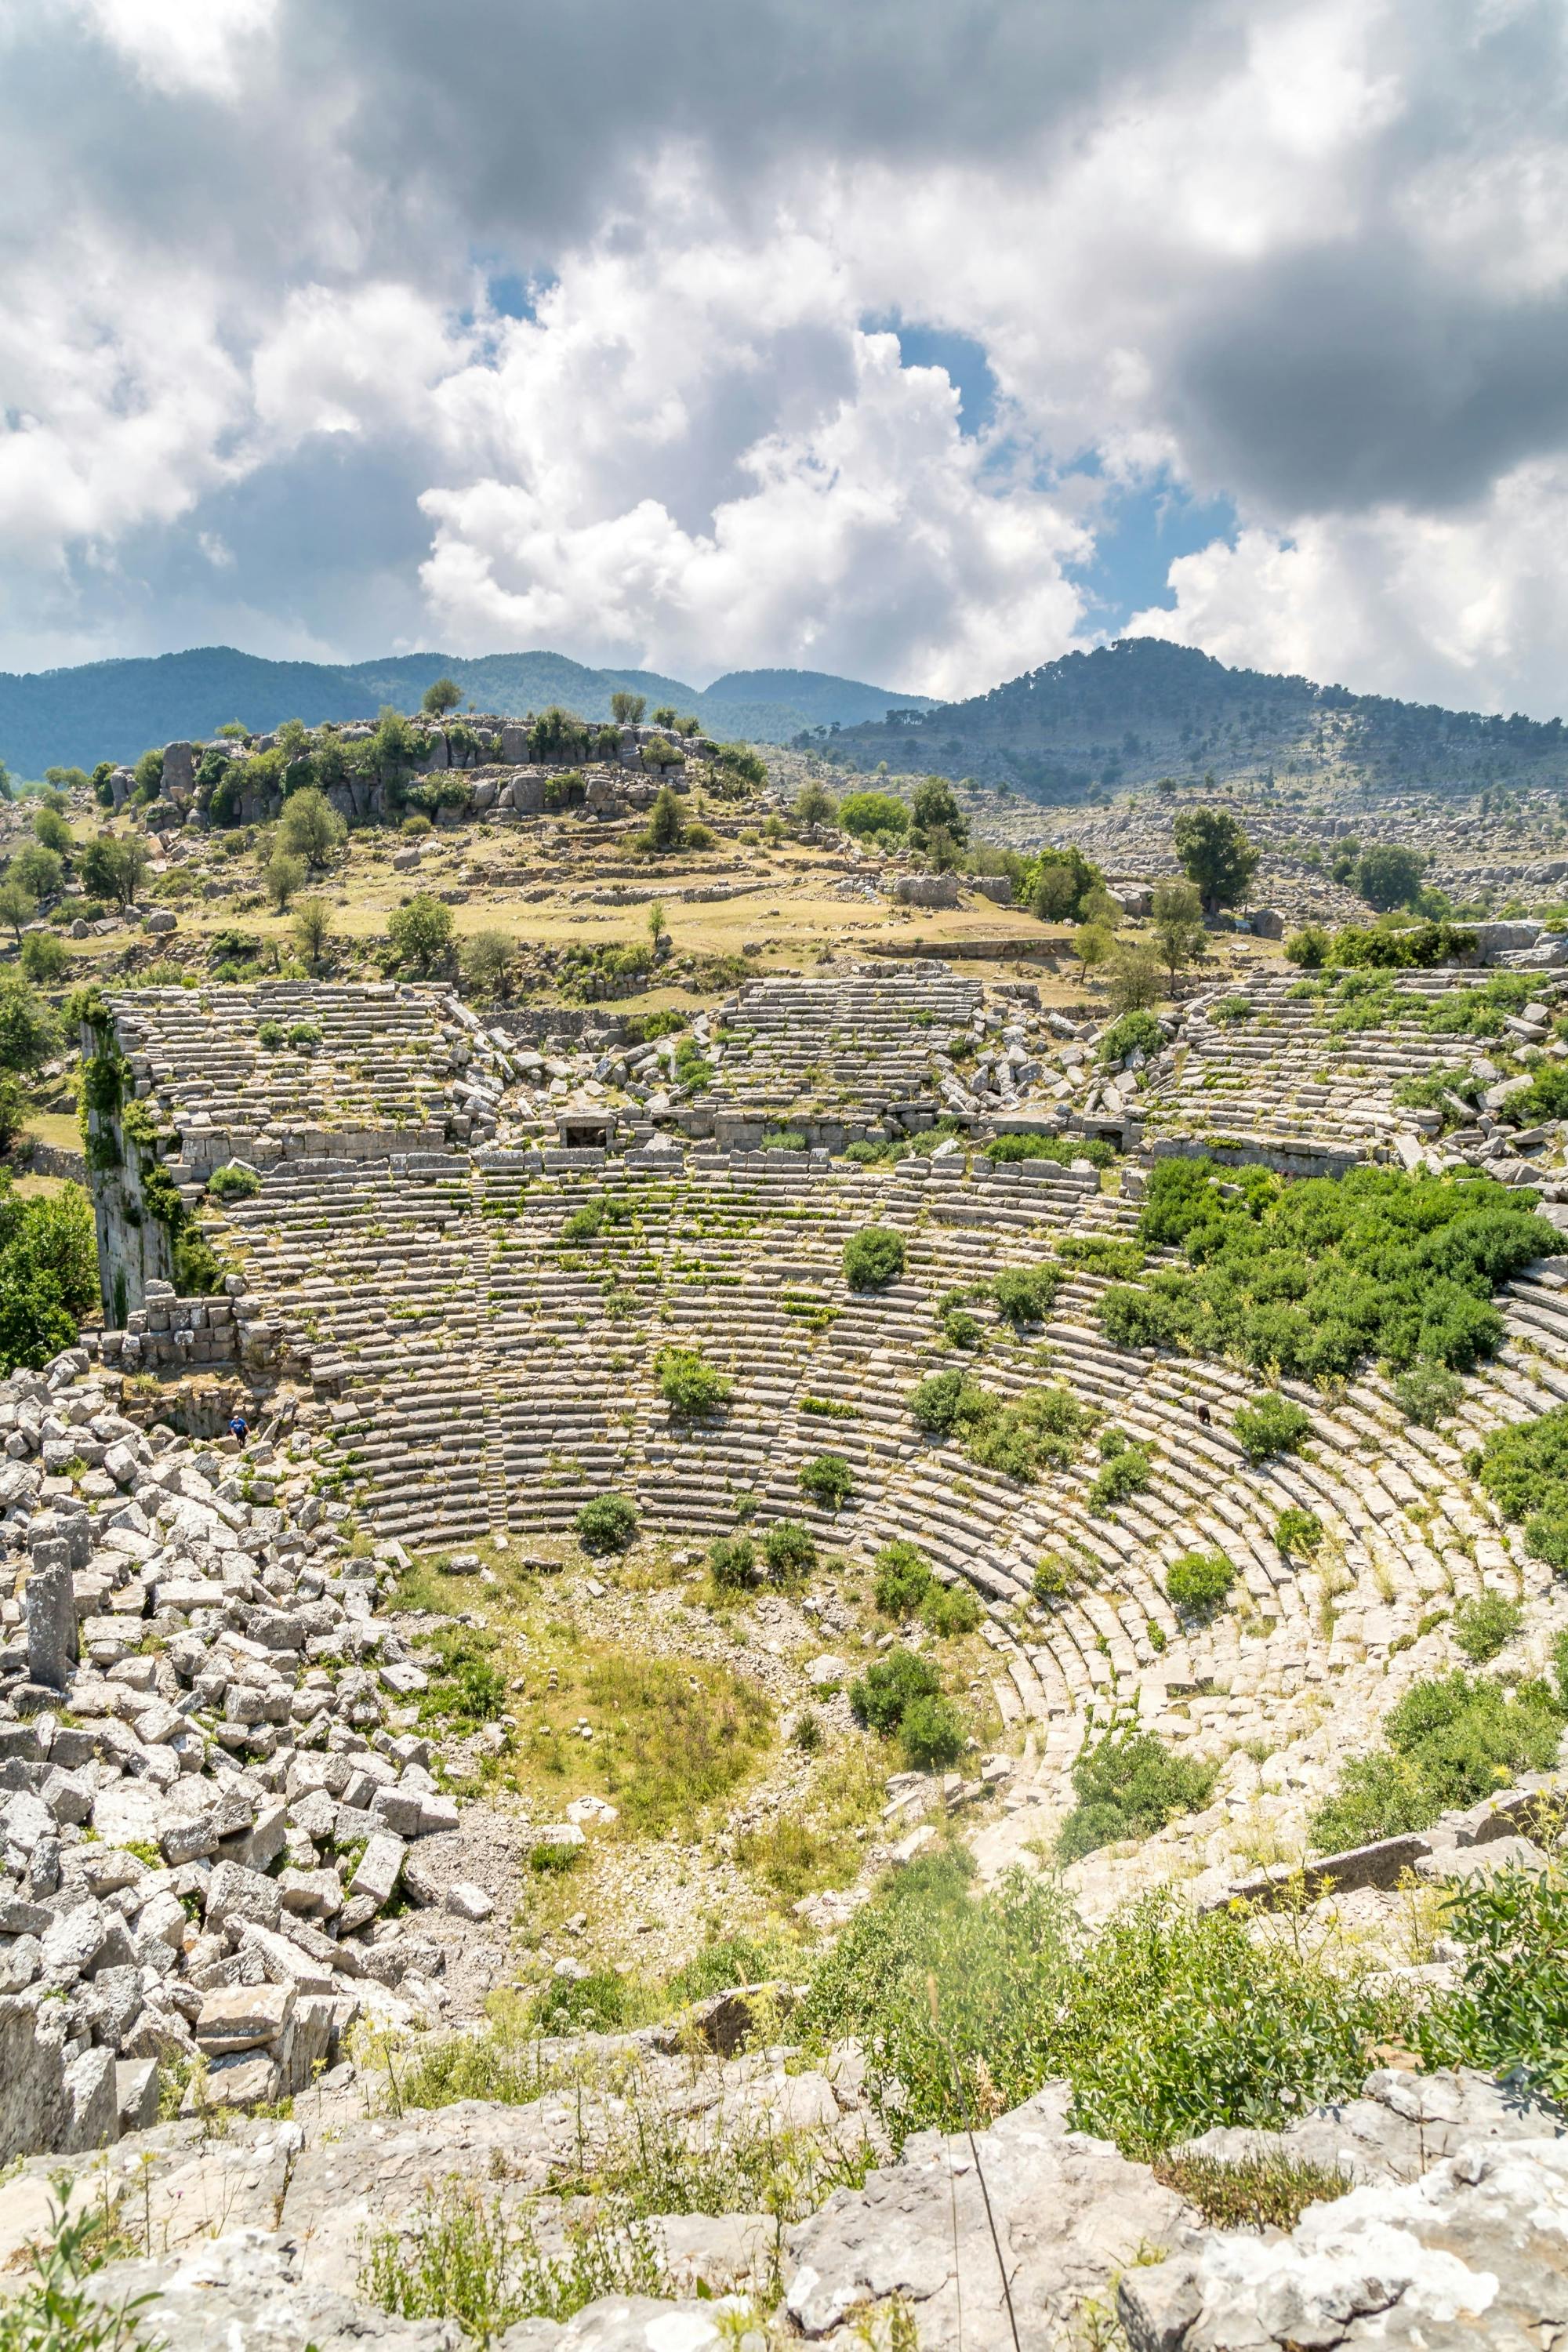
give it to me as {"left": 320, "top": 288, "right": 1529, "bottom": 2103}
{"left": 443, "top": 1882, "right": 493, "bottom": 1922}
{"left": 205, "top": 1860, "right": 283, "bottom": 1935}
{"left": 350, "top": 1832, "right": 405, "bottom": 1908}
{"left": 195, "top": 1981, "right": 296, "bottom": 2054}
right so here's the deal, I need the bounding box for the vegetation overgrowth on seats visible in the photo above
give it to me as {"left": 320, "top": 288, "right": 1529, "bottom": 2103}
{"left": 1098, "top": 1156, "right": 1556, "bottom": 1380}
{"left": 1309, "top": 1657, "right": 1568, "bottom": 1849}
{"left": 1474, "top": 1404, "right": 1568, "bottom": 1568}
{"left": 908, "top": 1369, "right": 1094, "bottom": 1483}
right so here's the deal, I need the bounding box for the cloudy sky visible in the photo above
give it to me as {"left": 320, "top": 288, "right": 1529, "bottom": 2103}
{"left": 3, "top": 0, "right": 1567, "bottom": 713}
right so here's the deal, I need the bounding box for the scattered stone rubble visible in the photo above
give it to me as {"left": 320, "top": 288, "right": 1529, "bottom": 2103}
{"left": 0, "top": 1343, "right": 508, "bottom": 2158}
{"left": 40, "top": 2057, "right": 1566, "bottom": 2349}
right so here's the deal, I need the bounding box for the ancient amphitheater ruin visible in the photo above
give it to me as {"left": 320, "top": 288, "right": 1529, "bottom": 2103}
{"left": 1, "top": 933, "right": 1567, "bottom": 2343}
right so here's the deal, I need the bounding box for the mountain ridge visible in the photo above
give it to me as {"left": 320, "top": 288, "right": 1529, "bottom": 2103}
{"left": 0, "top": 645, "right": 937, "bottom": 776}
{"left": 822, "top": 636, "right": 1568, "bottom": 801}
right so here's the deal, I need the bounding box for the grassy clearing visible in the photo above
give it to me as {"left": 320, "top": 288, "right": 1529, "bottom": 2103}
{"left": 735, "top": 1744, "right": 885, "bottom": 1900}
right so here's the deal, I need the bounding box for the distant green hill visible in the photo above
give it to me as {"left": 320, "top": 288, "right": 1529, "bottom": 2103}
{"left": 0, "top": 646, "right": 936, "bottom": 776}
{"left": 825, "top": 636, "right": 1568, "bottom": 802}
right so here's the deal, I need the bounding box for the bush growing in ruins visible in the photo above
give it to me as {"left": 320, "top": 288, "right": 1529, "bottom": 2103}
{"left": 851, "top": 1646, "right": 940, "bottom": 1736}
{"left": 388, "top": 894, "right": 455, "bottom": 975}
{"left": 0, "top": 973, "right": 60, "bottom": 1076}
{"left": 575, "top": 1494, "right": 638, "bottom": 1554}
{"left": 1174, "top": 807, "right": 1258, "bottom": 913}
{"left": 1451, "top": 1591, "right": 1524, "bottom": 1664}
{"left": 843, "top": 1225, "right": 905, "bottom": 1290}
{"left": 637, "top": 785, "right": 688, "bottom": 854}
{"left": 1105, "top": 948, "right": 1164, "bottom": 1017}
{"left": 1286, "top": 924, "right": 1330, "bottom": 969}
{"left": 799, "top": 1453, "right": 853, "bottom": 1509}
{"left": 908, "top": 1370, "right": 1091, "bottom": 1483}
{"left": 0, "top": 1176, "right": 98, "bottom": 1373}
{"left": 1025, "top": 844, "right": 1100, "bottom": 923}
{"left": 709, "top": 1535, "right": 757, "bottom": 1592}
{"left": 208, "top": 1163, "right": 260, "bottom": 1203}
{"left": 763, "top": 1519, "right": 816, "bottom": 1581}
{"left": 1057, "top": 1233, "right": 1145, "bottom": 1279}
{"left": 839, "top": 790, "right": 909, "bottom": 843}
{"left": 1098, "top": 1009, "right": 1162, "bottom": 1066}
{"left": 899, "top": 1693, "right": 966, "bottom": 1769}
{"left": 20, "top": 933, "right": 67, "bottom": 984}
{"left": 1356, "top": 844, "right": 1425, "bottom": 912}
{"left": 1395, "top": 1362, "right": 1465, "bottom": 1428}
{"left": 1102, "top": 1158, "right": 1555, "bottom": 1381}
{"left": 989, "top": 1263, "right": 1060, "bottom": 1325}
{"left": 874, "top": 1540, "right": 932, "bottom": 1617}
{"left": 1310, "top": 1665, "right": 1568, "bottom": 1849}
{"left": 1057, "top": 1730, "right": 1219, "bottom": 1862}
{"left": 1232, "top": 1392, "right": 1313, "bottom": 1461}
{"left": 1275, "top": 1508, "right": 1324, "bottom": 1556}
{"left": 797, "top": 1857, "right": 1408, "bottom": 2159}
{"left": 1166, "top": 1550, "right": 1236, "bottom": 1618}
{"left": 1475, "top": 1404, "right": 1568, "bottom": 1569}
{"left": 655, "top": 1346, "right": 732, "bottom": 1417}
{"left": 1087, "top": 1439, "right": 1152, "bottom": 1512}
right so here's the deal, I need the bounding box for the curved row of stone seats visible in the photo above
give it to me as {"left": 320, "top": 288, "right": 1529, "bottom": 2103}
{"left": 109, "top": 984, "right": 459, "bottom": 1152}
{"left": 1139, "top": 969, "right": 1524, "bottom": 1145}
{"left": 706, "top": 965, "right": 982, "bottom": 1112}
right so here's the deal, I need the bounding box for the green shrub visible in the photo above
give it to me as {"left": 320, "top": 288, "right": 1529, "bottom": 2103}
{"left": 1210, "top": 993, "right": 1253, "bottom": 1026}
{"left": 1419, "top": 1867, "right": 1568, "bottom": 2100}
{"left": 1232, "top": 1393, "right": 1313, "bottom": 1462}
{"left": 1285, "top": 924, "right": 1330, "bottom": 969}
{"left": 655, "top": 1346, "right": 731, "bottom": 1417}
{"left": 575, "top": 1494, "right": 638, "bottom": 1555}
{"left": 797, "top": 1857, "right": 1409, "bottom": 2160}
{"left": 1057, "top": 1730, "right": 1219, "bottom": 1862}
{"left": 907, "top": 1370, "right": 1091, "bottom": 1483}
{"left": 1476, "top": 1405, "right": 1568, "bottom": 1569}
{"left": 1098, "top": 1011, "right": 1163, "bottom": 1067}
{"left": 1310, "top": 1668, "right": 1567, "bottom": 1850}
{"left": 1033, "top": 1555, "right": 1072, "bottom": 1602}
{"left": 762, "top": 1519, "right": 816, "bottom": 1580}
{"left": 1275, "top": 1508, "right": 1324, "bottom": 1557}
{"left": 708, "top": 1535, "right": 757, "bottom": 1592}
{"left": 1394, "top": 1362, "right": 1465, "bottom": 1428}
{"left": 923, "top": 1580, "right": 982, "bottom": 1637}
{"left": 1450, "top": 1591, "right": 1524, "bottom": 1664}
{"left": 256, "top": 1020, "right": 285, "bottom": 1049}
{"left": 286, "top": 1020, "right": 321, "bottom": 1050}
{"left": 1056, "top": 1234, "right": 1145, "bottom": 1279}
{"left": 900, "top": 1693, "right": 966, "bottom": 1769}
{"left": 208, "top": 1162, "right": 260, "bottom": 1203}
{"left": 941, "top": 1305, "right": 985, "bottom": 1348}
{"left": 1088, "top": 1443, "right": 1152, "bottom": 1512}
{"left": 873, "top": 1541, "right": 932, "bottom": 1617}
{"left": 990, "top": 1264, "right": 1061, "bottom": 1325}
{"left": 1102, "top": 1158, "right": 1553, "bottom": 1381}
{"left": 843, "top": 1225, "right": 906, "bottom": 1291}
{"left": 799, "top": 1453, "right": 853, "bottom": 1509}
{"left": 851, "top": 1647, "right": 941, "bottom": 1735}
{"left": 1166, "top": 1550, "right": 1236, "bottom": 1618}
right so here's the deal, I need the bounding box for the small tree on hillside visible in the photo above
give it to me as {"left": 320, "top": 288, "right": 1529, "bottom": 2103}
{"left": 0, "top": 975, "right": 60, "bottom": 1076}
{"left": 910, "top": 775, "right": 968, "bottom": 850}
{"left": 1105, "top": 947, "right": 1163, "bottom": 1015}
{"left": 266, "top": 851, "right": 305, "bottom": 913}
{"left": 421, "top": 677, "right": 463, "bottom": 717}
{"left": 1173, "top": 808, "right": 1258, "bottom": 913}
{"left": 460, "top": 928, "right": 519, "bottom": 1004}
{"left": 0, "top": 881, "right": 34, "bottom": 948}
{"left": 1356, "top": 844, "right": 1425, "bottom": 912}
{"left": 1151, "top": 880, "right": 1207, "bottom": 987}
{"left": 278, "top": 787, "right": 346, "bottom": 874}
{"left": 388, "top": 894, "right": 455, "bottom": 975}
{"left": 610, "top": 690, "right": 647, "bottom": 725}
{"left": 292, "top": 896, "right": 333, "bottom": 972}
{"left": 793, "top": 781, "right": 837, "bottom": 839}
{"left": 641, "top": 786, "right": 686, "bottom": 853}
